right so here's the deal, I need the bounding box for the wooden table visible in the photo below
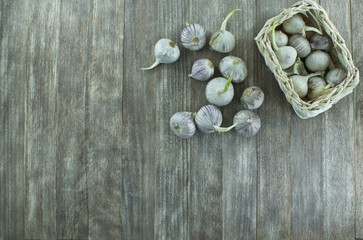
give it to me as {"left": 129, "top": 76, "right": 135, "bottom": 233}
{"left": 1, "top": 0, "right": 362, "bottom": 239}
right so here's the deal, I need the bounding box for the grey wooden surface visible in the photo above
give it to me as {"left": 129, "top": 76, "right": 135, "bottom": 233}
{"left": 0, "top": 0, "right": 362, "bottom": 239}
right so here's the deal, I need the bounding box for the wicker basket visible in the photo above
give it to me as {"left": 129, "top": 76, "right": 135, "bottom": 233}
{"left": 255, "top": 0, "right": 359, "bottom": 119}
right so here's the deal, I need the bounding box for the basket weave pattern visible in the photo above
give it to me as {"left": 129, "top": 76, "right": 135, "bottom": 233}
{"left": 255, "top": 0, "right": 359, "bottom": 119}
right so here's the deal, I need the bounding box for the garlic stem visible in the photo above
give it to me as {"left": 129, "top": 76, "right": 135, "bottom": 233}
{"left": 214, "top": 121, "right": 239, "bottom": 133}
{"left": 192, "top": 112, "right": 197, "bottom": 119}
{"left": 306, "top": 72, "right": 322, "bottom": 79}
{"left": 141, "top": 61, "right": 160, "bottom": 70}
{"left": 186, "top": 22, "right": 189, "bottom": 26}
{"left": 220, "top": 8, "right": 242, "bottom": 32}
{"left": 218, "top": 76, "right": 233, "bottom": 95}
{"left": 304, "top": 26, "right": 322, "bottom": 35}
{"left": 271, "top": 18, "right": 278, "bottom": 51}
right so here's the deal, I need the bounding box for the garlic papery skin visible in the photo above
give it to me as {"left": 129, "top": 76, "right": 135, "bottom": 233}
{"left": 181, "top": 23, "right": 207, "bottom": 51}
{"left": 305, "top": 50, "right": 331, "bottom": 72}
{"left": 288, "top": 34, "right": 311, "bottom": 58}
{"left": 189, "top": 59, "right": 214, "bottom": 81}
{"left": 195, "top": 105, "right": 223, "bottom": 133}
{"left": 141, "top": 38, "right": 180, "bottom": 70}
{"left": 233, "top": 110, "right": 261, "bottom": 137}
{"left": 310, "top": 33, "right": 332, "bottom": 52}
{"left": 307, "top": 77, "right": 327, "bottom": 100}
{"left": 275, "top": 31, "right": 288, "bottom": 47}
{"left": 219, "top": 56, "right": 248, "bottom": 83}
{"left": 290, "top": 72, "right": 322, "bottom": 98}
{"left": 209, "top": 8, "right": 241, "bottom": 53}
{"left": 205, "top": 76, "right": 234, "bottom": 107}
{"left": 325, "top": 68, "right": 347, "bottom": 87}
{"left": 282, "top": 14, "right": 322, "bottom": 36}
{"left": 271, "top": 18, "right": 297, "bottom": 69}
{"left": 240, "top": 86, "right": 265, "bottom": 110}
{"left": 284, "top": 57, "right": 308, "bottom": 76}
{"left": 170, "top": 112, "right": 196, "bottom": 138}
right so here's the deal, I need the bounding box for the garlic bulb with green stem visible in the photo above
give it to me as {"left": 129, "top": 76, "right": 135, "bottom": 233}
{"left": 307, "top": 77, "right": 328, "bottom": 100}
{"left": 170, "top": 112, "right": 196, "bottom": 138}
{"left": 205, "top": 76, "right": 234, "bottom": 107}
{"left": 325, "top": 68, "right": 346, "bottom": 88}
{"left": 195, "top": 105, "right": 239, "bottom": 133}
{"left": 189, "top": 59, "right": 214, "bottom": 81}
{"left": 271, "top": 18, "right": 297, "bottom": 69}
{"left": 209, "top": 8, "right": 241, "bottom": 53}
{"left": 141, "top": 38, "right": 180, "bottom": 70}
{"left": 282, "top": 14, "right": 322, "bottom": 36}
{"left": 310, "top": 33, "right": 333, "bottom": 52}
{"left": 233, "top": 110, "right": 261, "bottom": 137}
{"left": 219, "top": 56, "right": 248, "bottom": 83}
{"left": 240, "top": 86, "right": 264, "bottom": 110}
{"left": 305, "top": 50, "right": 331, "bottom": 72}
{"left": 290, "top": 72, "right": 322, "bottom": 98}
{"left": 288, "top": 34, "right": 311, "bottom": 58}
{"left": 181, "top": 22, "right": 207, "bottom": 51}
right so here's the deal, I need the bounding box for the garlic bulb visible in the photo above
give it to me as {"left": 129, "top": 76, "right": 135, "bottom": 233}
{"left": 275, "top": 31, "right": 288, "bottom": 47}
{"left": 240, "top": 86, "right": 264, "bottom": 110}
{"left": 307, "top": 77, "right": 328, "bottom": 100}
{"left": 290, "top": 72, "right": 322, "bottom": 98}
{"left": 195, "top": 105, "right": 222, "bottom": 133}
{"left": 189, "top": 59, "right": 214, "bottom": 81}
{"left": 170, "top": 112, "right": 196, "bottom": 138}
{"left": 305, "top": 50, "right": 331, "bottom": 72}
{"left": 233, "top": 110, "right": 261, "bottom": 137}
{"left": 181, "top": 23, "right": 207, "bottom": 51}
{"left": 205, "top": 76, "right": 234, "bottom": 107}
{"left": 141, "top": 38, "right": 180, "bottom": 70}
{"left": 282, "top": 14, "right": 322, "bottom": 36}
{"left": 284, "top": 57, "right": 308, "bottom": 76}
{"left": 288, "top": 34, "right": 311, "bottom": 58}
{"left": 310, "top": 33, "right": 332, "bottom": 52}
{"left": 195, "top": 105, "right": 239, "bottom": 133}
{"left": 219, "top": 56, "right": 248, "bottom": 83}
{"left": 209, "top": 8, "right": 241, "bottom": 53}
{"left": 326, "top": 68, "right": 346, "bottom": 87}
{"left": 271, "top": 18, "right": 297, "bottom": 69}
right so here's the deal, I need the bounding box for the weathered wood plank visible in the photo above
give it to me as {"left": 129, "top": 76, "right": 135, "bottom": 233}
{"left": 0, "top": 1, "right": 29, "bottom": 239}
{"left": 319, "top": 0, "right": 356, "bottom": 239}
{"left": 219, "top": 0, "right": 258, "bottom": 239}
{"left": 121, "top": 0, "right": 159, "bottom": 239}
{"left": 289, "top": 0, "right": 324, "bottom": 238}
{"left": 255, "top": 1, "right": 293, "bottom": 239}
{"left": 87, "top": 0, "right": 124, "bottom": 239}
{"left": 54, "top": 1, "right": 91, "bottom": 238}
{"left": 351, "top": 0, "right": 363, "bottom": 238}
{"left": 151, "top": 1, "right": 191, "bottom": 239}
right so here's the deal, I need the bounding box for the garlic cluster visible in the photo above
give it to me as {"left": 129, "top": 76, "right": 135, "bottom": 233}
{"left": 270, "top": 15, "right": 347, "bottom": 101}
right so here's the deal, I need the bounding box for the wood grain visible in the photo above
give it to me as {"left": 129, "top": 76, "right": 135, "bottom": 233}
{"left": 87, "top": 0, "right": 124, "bottom": 239}
{"left": 0, "top": 0, "right": 361, "bottom": 239}
{"left": 319, "top": 1, "right": 356, "bottom": 239}
{"left": 351, "top": 0, "right": 363, "bottom": 238}
{"left": 255, "top": 1, "right": 293, "bottom": 239}
{"left": 0, "top": 1, "right": 29, "bottom": 239}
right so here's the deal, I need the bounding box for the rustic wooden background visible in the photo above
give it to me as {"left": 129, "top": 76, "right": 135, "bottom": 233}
{"left": 1, "top": 0, "right": 362, "bottom": 239}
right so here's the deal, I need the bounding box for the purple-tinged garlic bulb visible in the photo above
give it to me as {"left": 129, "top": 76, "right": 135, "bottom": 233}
{"left": 233, "top": 110, "right": 261, "bottom": 137}
{"left": 189, "top": 59, "right": 214, "bottom": 81}
{"left": 170, "top": 112, "right": 196, "bottom": 138}
{"left": 181, "top": 23, "right": 207, "bottom": 51}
